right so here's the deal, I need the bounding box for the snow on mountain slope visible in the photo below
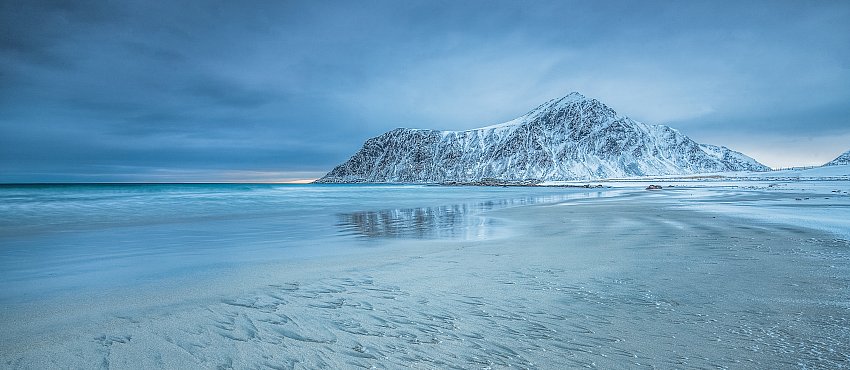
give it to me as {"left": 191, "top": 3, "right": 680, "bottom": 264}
{"left": 698, "top": 143, "right": 768, "bottom": 172}
{"left": 316, "top": 92, "right": 769, "bottom": 183}
{"left": 824, "top": 149, "right": 850, "bottom": 166}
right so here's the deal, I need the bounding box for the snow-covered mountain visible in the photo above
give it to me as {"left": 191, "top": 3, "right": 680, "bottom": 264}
{"left": 824, "top": 149, "right": 850, "bottom": 166}
{"left": 316, "top": 92, "right": 769, "bottom": 183}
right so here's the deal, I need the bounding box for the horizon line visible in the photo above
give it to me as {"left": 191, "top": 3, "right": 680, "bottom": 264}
{"left": 0, "top": 179, "right": 322, "bottom": 186}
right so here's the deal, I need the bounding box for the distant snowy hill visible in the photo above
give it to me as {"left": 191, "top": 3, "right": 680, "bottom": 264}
{"left": 316, "top": 92, "right": 769, "bottom": 183}
{"left": 824, "top": 149, "right": 850, "bottom": 166}
{"left": 753, "top": 165, "right": 850, "bottom": 179}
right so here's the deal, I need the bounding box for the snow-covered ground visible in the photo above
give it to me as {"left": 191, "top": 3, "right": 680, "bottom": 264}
{"left": 540, "top": 164, "right": 850, "bottom": 186}
{"left": 545, "top": 165, "right": 850, "bottom": 239}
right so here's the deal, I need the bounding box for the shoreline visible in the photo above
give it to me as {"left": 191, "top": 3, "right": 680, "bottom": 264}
{"left": 2, "top": 185, "right": 849, "bottom": 368}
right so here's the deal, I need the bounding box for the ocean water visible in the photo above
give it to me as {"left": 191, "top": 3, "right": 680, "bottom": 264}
{"left": 2, "top": 183, "right": 848, "bottom": 369}
{"left": 0, "top": 183, "right": 606, "bottom": 302}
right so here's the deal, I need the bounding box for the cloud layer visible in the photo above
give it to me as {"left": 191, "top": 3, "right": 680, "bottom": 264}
{"left": 2, "top": 0, "right": 849, "bottom": 181}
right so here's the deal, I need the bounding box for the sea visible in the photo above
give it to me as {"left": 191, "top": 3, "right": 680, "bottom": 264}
{"left": 0, "top": 183, "right": 605, "bottom": 302}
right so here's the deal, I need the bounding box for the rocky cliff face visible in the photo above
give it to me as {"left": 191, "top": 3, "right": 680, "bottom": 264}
{"left": 824, "top": 150, "right": 850, "bottom": 166}
{"left": 316, "top": 92, "right": 769, "bottom": 183}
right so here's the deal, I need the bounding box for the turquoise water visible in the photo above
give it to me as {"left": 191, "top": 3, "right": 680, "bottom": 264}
{"left": 0, "top": 184, "right": 603, "bottom": 301}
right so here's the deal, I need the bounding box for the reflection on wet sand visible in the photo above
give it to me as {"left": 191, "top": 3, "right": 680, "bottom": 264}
{"left": 337, "top": 203, "right": 492, "bottom": 239}
{"left": 336, "top": 192, "right": 611, "bottom": 239}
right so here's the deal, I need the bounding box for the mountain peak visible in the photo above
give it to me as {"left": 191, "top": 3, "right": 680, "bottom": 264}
{"left": 520, "top": 91, "right": 607, "bottom": 119}
{"left": 315, "top": 93, "right": 768, "bottom": 183}
{"left": 540, "top": 91, "right": 590, "bottom": 108}
{"left": 564, "top": 91, "right": 587, "bottom": 99}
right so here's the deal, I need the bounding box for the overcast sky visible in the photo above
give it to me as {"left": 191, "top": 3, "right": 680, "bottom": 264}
{"left": 2, "top": 0, "right": 849, "bottom": 182}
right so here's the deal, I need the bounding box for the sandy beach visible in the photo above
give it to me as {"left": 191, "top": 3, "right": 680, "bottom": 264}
{"left": 1, "top": 183, "right": 848, "bottom": 369}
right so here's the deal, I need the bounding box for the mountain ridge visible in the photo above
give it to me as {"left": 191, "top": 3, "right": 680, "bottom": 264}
{"left": 824, "top": 149, "right": 850, "bottom": 166}
{"left": 316, "top": 92, "right": 769, "bottom": 183}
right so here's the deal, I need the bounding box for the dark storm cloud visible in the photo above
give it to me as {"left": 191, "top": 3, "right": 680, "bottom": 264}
{"left": 2, "top": 0, "right": 849, "bottom": 181}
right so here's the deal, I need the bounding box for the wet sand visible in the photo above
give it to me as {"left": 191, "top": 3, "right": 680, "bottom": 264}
{"left": 2, "top": 188, "right": 849, "bottom": 369}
